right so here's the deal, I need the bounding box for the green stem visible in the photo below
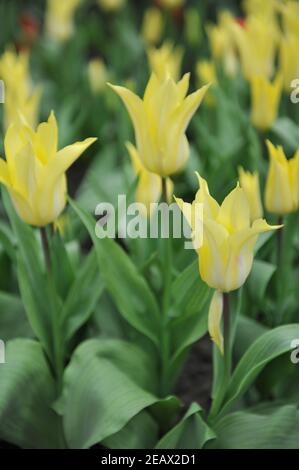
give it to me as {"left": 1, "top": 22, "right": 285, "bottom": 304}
{"left": 160, "top": 177, "right": 172, "bottom": 397}
{"left": 223, "top": 292, "right": 231, "bottom": 383}
{"left": 40, "top": 227, "right": 64, "bottom": 393}
{"left": 209, "top": 292, "right": 231, "bottom": 420}
{"left": 276, "top": 216, "right": 284, "bottom": 325}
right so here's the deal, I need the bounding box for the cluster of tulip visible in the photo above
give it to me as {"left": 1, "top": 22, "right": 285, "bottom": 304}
{"left": 0, "top": 0, "right": 299, "bottom": 451}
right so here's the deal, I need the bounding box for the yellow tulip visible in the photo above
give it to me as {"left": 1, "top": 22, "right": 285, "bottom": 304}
{"left": 0, "top": 49, "right": 40, "bottom": 130}
{"left": 159, "top": 0, "right": 185, "bottom": 9}
{"left": 238, "top": 167, "right": 263, "bottom": 222}
{"left": 232, "top": 14, "right": 277, "bottom": 80}
{"left": 196, "top": 60, "right": 216, "bottom": 106}
{"left": 147, "top": 42, "right": 183, "bottom": 81}
{"left": 250, "top": 74, "right": 282, "bottom": 131}
{"left": 280, "top": 1, "right": 299, "bottom": 36}
{"left": 176, "top": 173, "right": 280, "bottom": 352}
{"left": 207, "top": 12, "right": 238, "bottom": 77}
{"left": 97, "top": 0, "right": 125, "bottom": 12}
{"left": 142, "top": 8, "right": 163, "bottom": 46}
{"left": 265, "top": 140, "right": 299, "bottom": 215}
{"left": 0, "top": 112, "right": 96, "bottom": 226}
{"left": 184, "top": 8, "right": 202, "bottom": 46}
{"left": 87, "top": 58, "right": 108, "bottom": 94}
{"left": 243, "top": 0, "right": 278, "bottom": 19}
{"left": 279, "top": 34, "right": 299, "bottom": 92}
{"left": 126, "top": 142, "right": 173, "bottom": 216}
{"left": 109, "top": 74, "right": 209, "bottom": 177}
{"left": 46, "top": 0, "right": 82, "bottom": 42}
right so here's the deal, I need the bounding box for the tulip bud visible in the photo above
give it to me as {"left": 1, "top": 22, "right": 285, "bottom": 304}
{"left": 142, "top": 8, "right": 163, "bottom": 46}
{"left": 46, "top": 0, "right": 82, "bottom": 42}
{"left": 87, "top": 58, "right": 108, "bottom": 94}
{"left": 97, "top": 0, "right": 125, "bottom": 12}
{"left": 265, "top": 140, "right": 299, "bottom": 215}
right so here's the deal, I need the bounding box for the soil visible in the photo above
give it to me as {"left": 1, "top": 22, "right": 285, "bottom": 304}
{"left": 175, "top": 335, "right": 213, "bottom": 413}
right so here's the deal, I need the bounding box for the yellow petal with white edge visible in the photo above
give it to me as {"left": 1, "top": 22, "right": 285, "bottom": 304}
{"left": 48, "top": 137, "right": 97, "bottom": 184}
{"left": 224, "top": 219, "right": 281, "bottom": 292}
{"left": 108, "top": 83, "right": 146, "bottom": 143}
{"left": 265, "top": 141, "right": 293, "bottom": 214}
{"left": 126, "top": 142, "right": 143, "bottom": 175}
{"left": 208, "top": 290, "right": 224, "bottom": 354}
{"left": 218, "top": 184, "right": 250, "bottom": 233}
{"left": 174, "top": 197, "right": 193, "bottom": 229}
{"left": 0, "top": 158, "right": 11, "bottom": 187}
{"left": 171, "top": 84, "right": 210, "bottom": 135}
{"left": 195, "top": 172, "right": 220, "bottom": 219}
{"left": 199, "top": 218, "right": 229, "bottom": 290}
{"left": 33, "top": 111, "right": 58, "bottom": 164}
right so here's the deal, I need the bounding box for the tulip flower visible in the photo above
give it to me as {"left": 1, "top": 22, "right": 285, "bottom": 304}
{"left": 279, "top": 34, "right": 299, "bottom": 92}
{"left": 87, "top": 58, "right": 108, "bottom": 94}
{"left": 126, "top": 142, "right": 173, "bottom": 216}
{"left": 280, "top": 1, "right": 299, "bottom": 36}
{"left": 147, "top": 42, "right": 183, "bottom": 81}
{"left": 232, "top": 14, "right": 277, "bottom": 80}
{"left": 97, "top": 0, "right": 125, "bottom": 12}
{"left": 250, "top": 74, "right": 282, "bottom": 131}
{"left": 207, "top": 12, "right": 238, "bottom": 77}
{"left": 0, "top": 49, "right": 40, "bottom": 130}
{"left": 142, "top": 8, "right": 163, "bottom": 46}
{"left": 176, "top": 173, "right": 280, "bottom": 352}
{"left": 238, "top": 167, "right": 263, "bottom": 222}
{"left": 196, "top": 60, "right": 216, "bottom": 106}
{"left": 46, "top": 0, "right": 82, "bottom": 42}
{"left": 0, "top": 112, "right": 96, "bottom": 226}
{"left": 265, "top": 140, "right": 299, "bottom": 215}
{"left": 243, "top": 0, "right": 278, "bottom": 19}
{"left": 158, "top": 0, "right": 185, "bottom": 9}
{"left": 109, "top": 74, "right": 209, "bottom": 177}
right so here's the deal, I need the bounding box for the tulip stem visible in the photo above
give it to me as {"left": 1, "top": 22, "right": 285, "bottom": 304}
{"left": 160, "top": 177, "right": 172, "bottom": 397}
{"left": 40, "top": 227, "right": 64, "bottom": 393}
{"left": 40, "top": 227, "right": 51, "bottom": 271}
{"left": 223, "top": 292, "right": 231, "bottom": 381}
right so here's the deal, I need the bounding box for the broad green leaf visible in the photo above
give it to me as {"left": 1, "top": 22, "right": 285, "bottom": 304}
{"left": 0, "top": 291, "right": 32, "bottom": 340}
{"left": 69, "top": 198, "right": 161, "bottom": 347}
{"left": 248, "top": 260, "right": 276, "bottom": 303}
{"left": 59, "top": 339, "right": 164, "bottom": 448}
{"left": 103, "top": 412, "right": 158, "bottom": 449}
{"left": 156, "top": 403, "right": 215, "bottom": 449}
{"left": 209, "top": 405, "right": 299, "bottom": 449}
{"left": 61, "top": 248, "right": 103, "bottom": 343}
{"left": 0, "top": 339, "right": 64, "bottom": 449}
{"left": 272, "top": 117, "right": 299, "bottom": 151}
{"left": 234, "top": 316, "right": 269, "bottom": 360}
{"left": 170, "top": 260, "right": 211, "bottom": 359}
{"left": 3, "top": 190, "right": 54, "bottom": 357}
{"left": 220, "top": 324, "right": 299, "bottom": 416}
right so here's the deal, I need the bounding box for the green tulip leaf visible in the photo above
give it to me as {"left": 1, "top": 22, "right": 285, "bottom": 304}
{"left": 0, "top": 339, "right": 64, "bottom": 449}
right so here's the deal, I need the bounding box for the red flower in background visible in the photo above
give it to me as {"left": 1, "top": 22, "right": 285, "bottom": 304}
{"left": 236, "top": 16, "right": 246, "bottom": 28}
{"left": 17, "top": 13, "right": 39, "bottom": 51}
